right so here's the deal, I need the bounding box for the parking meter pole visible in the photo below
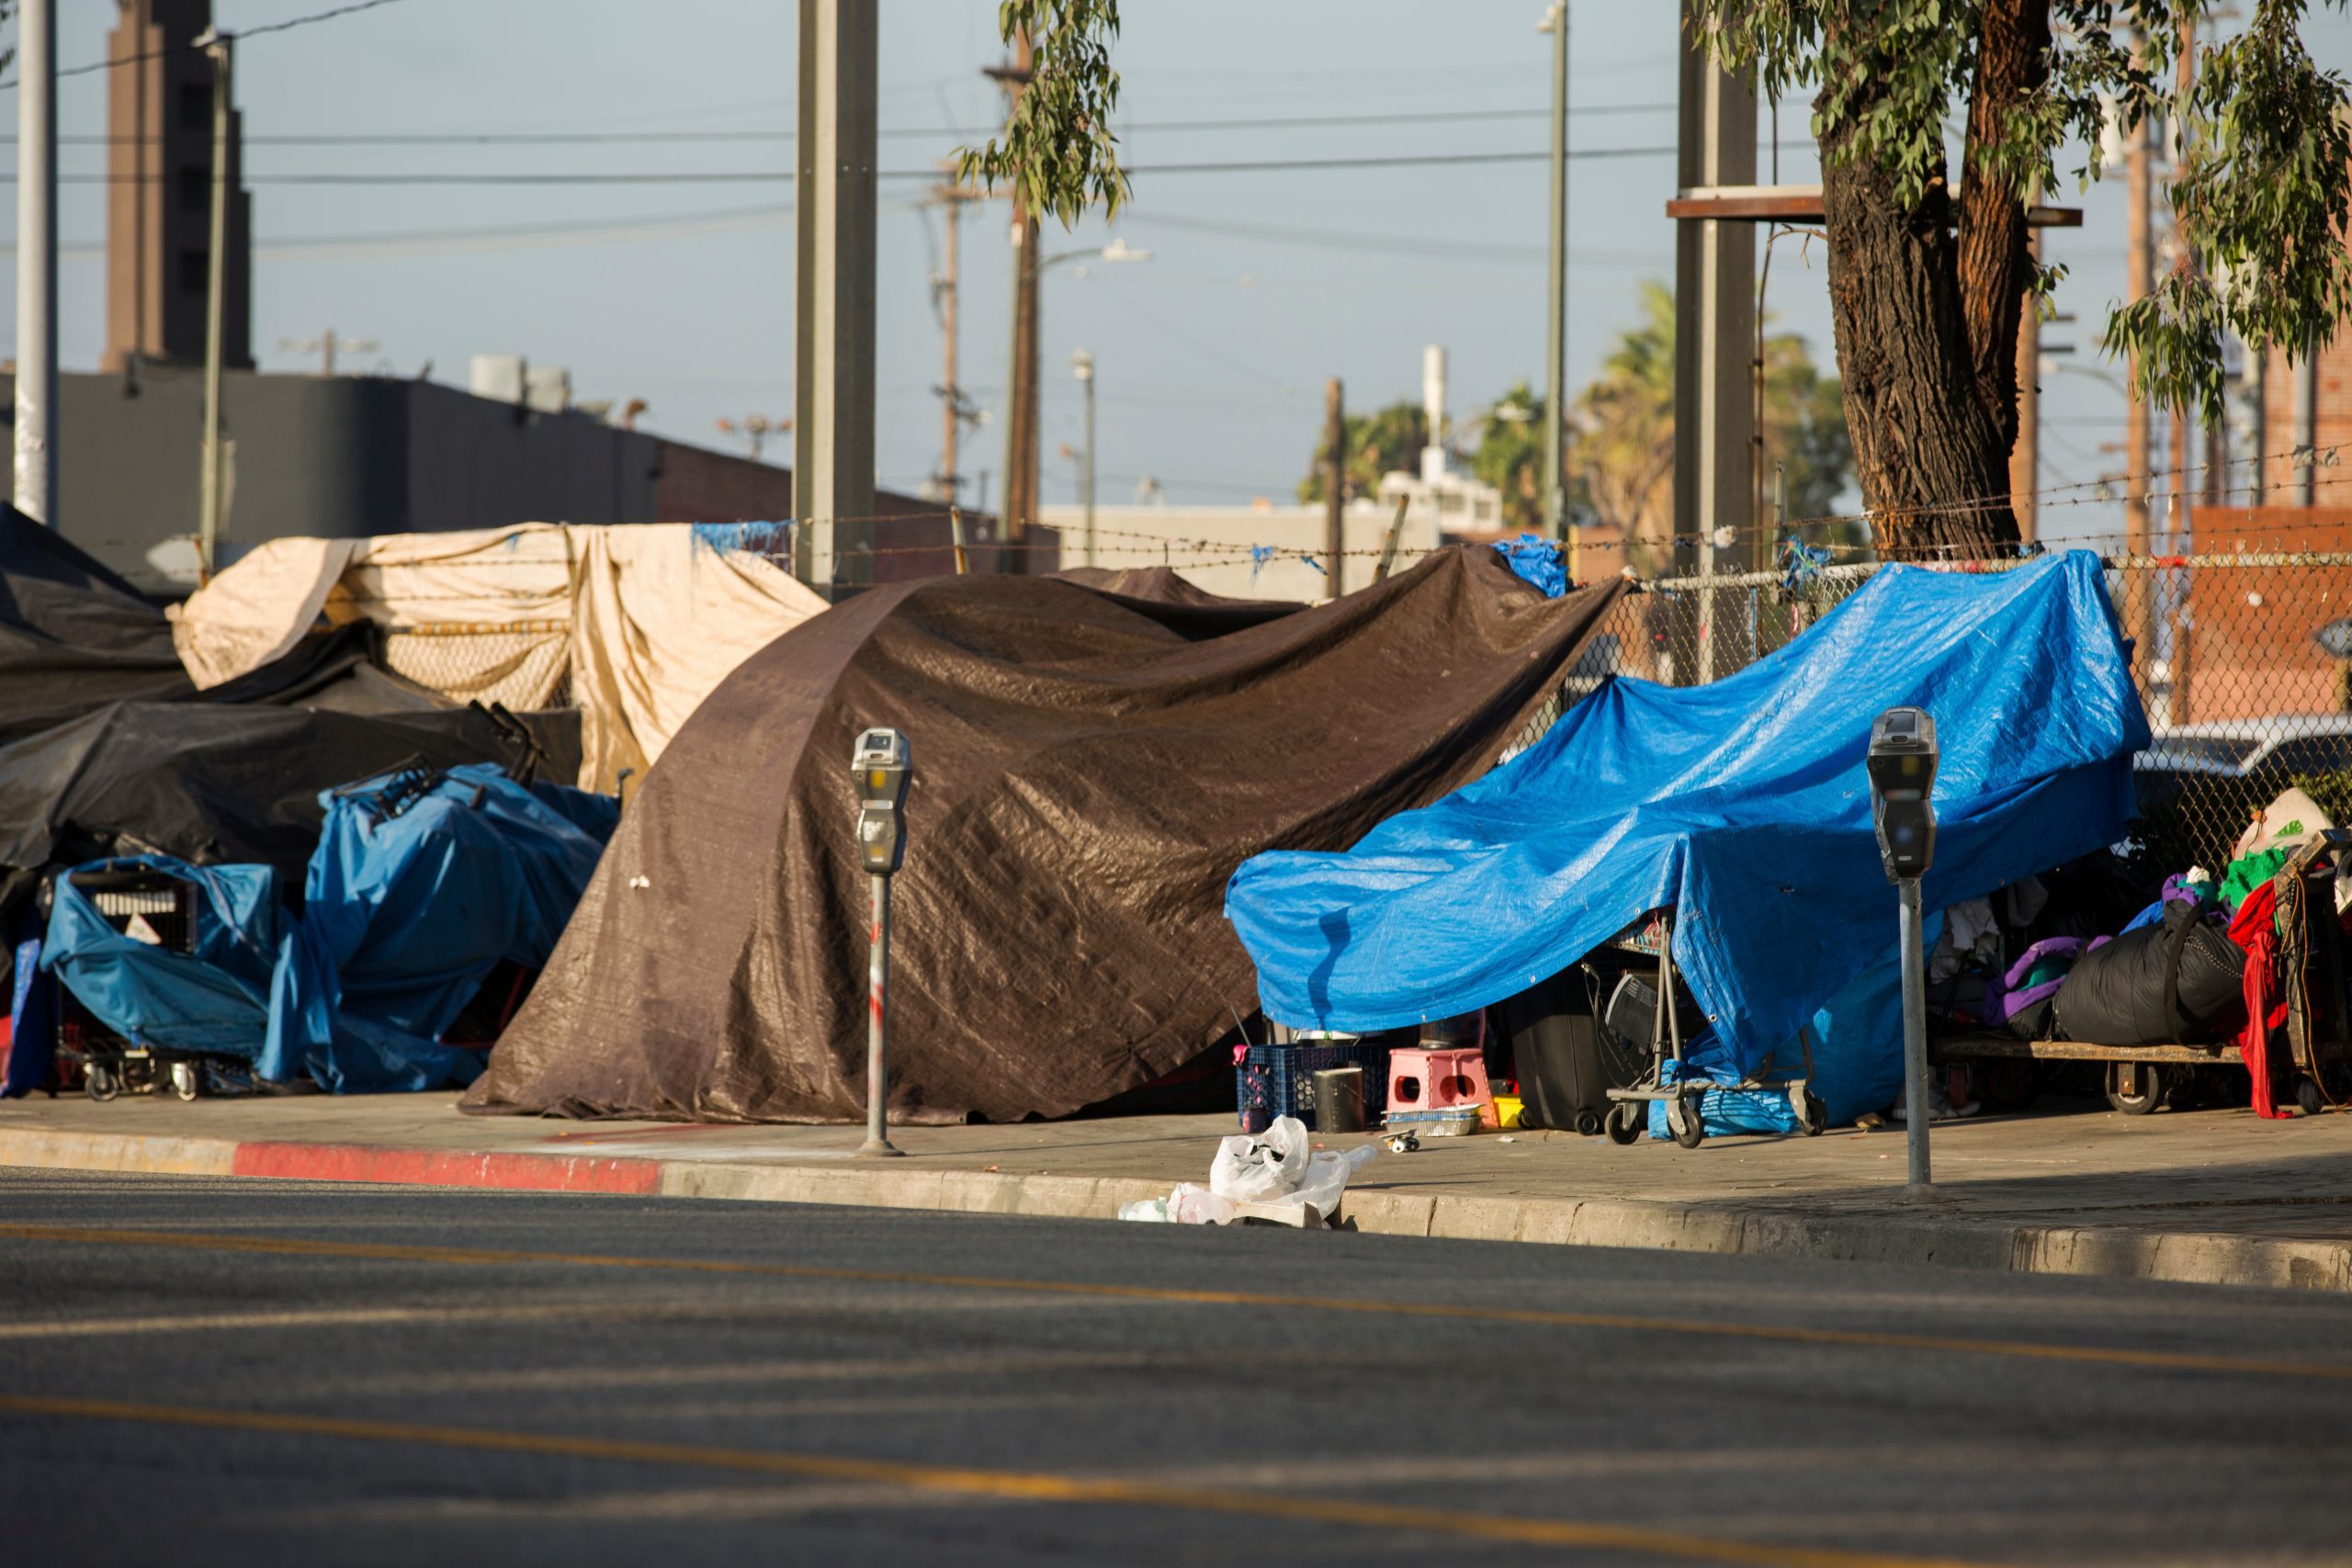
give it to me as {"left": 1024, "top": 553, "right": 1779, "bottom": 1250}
{"left": 858, "top": 871, "right": 902, "bottom": 1156}
{"left": 1897, "top": 874, "right": 1937, "bottom": 1200}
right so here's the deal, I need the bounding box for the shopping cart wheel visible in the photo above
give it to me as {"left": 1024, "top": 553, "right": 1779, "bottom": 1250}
{"left": 85, "top": 1065, "right": 119, "bottom": 1102}
{"left": 1603, "top": 1102, "right": 1643, "bottom": 1145}
{"left": 2104, "top": 1061, "right": 2166, "bottom": 1115}
{"left": 1668, "top": 1095, "right": 1706, "bottom": 1150}
{"left": 2297, "top": 1075, "right": 2326, "bottom": 1117}
{"left": 170, "top": 1062, "right": 199, "bottom": 1102}
{"left": 1797, "top": 1091, "right": 1828, "bottom": 1136}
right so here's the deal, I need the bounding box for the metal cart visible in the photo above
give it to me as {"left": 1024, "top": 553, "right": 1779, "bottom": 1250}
{"left": 1600, "top": 909, "right": 1826, "bottom": 1147}
{"left": 1932, "top": 830, "right": 2352, "bottom": 1116}
{"left": 40, "top": 863, "right": 251, "bottom": 1103}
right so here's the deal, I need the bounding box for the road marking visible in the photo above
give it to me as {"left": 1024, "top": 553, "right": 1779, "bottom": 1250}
{"left": 0, "top": 1391, "right": 1987, "bottom": 1568}
{"left": 3, "top": 1221, "right": 2346, "bottom": 1383}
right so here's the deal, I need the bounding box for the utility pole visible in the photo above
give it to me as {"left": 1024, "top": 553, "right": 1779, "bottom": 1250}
{"left": 14, "top": 0, "right": 56, "bottom": 527}
{"left": 931, "top": 175, "right": 979, "bottom": 502}
{"left": 2012, "top": 231, "right": 2040, "bottom": 545}
{"left": 2294, "top": 350, "right": 2319, "bottom": 507}
{"left": 1323, "top": 377, "right": 1345, "bottom": 597}
{"left": 1072, "top": 350, "right": 1095, "bottom": 567}
{"left": 1672, "top": 0, "right": 1757, "bottom": 583}
{"left": 277, "top": 326, "right": 379, "bottom": 378}
{"left": 989, "top": 38, "right": 1038, "bottom": 549}
{"left": 793, "top": 0, "right": 878, "bottom": 597}
{"left": 197, "top": 27, "right": 233, "bottom": 579}
{"left": 2123, "top": 57, "right": 2152, "bottom": 672}
{"left": 1540, "top": 0, "right": 1569, "bottom": 564}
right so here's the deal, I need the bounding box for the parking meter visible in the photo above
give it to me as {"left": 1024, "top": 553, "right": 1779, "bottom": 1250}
{"left": 852, "top": 728, "right": 910, "bottom": 1156}
{"left": 1867, "top": 706, "right": 1939, "bottom": 883}
{"left": 854, "top": 728, "right": 910, "bottom": 876}
{"left": 1867, "top": 705, "right": 1942, "bottom": 1201}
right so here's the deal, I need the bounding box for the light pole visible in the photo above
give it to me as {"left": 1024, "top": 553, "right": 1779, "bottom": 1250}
{"left": 14, "top": 0, "right": 56, "bottom": 527}
{"left": 1071, "top": 350, "right": 1096, "bottom": 567}
{"left": 1001, "top": 238, "right": 1150, "bottom": 548}
{"left": 195, "top": 27, "right": 234, "bottom": 581}
{"left": 1538, "top": 0, "right": 1570, "bottom": 567}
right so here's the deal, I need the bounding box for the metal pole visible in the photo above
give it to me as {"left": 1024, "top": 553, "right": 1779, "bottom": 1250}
{"left": 1542, "top": 0, "right": 1567, "bottom": 550}
{"left": 1323, "top": 376, "right": 1344, "bottom": 595}
{"left": 1075, "top": 350, "right": 1096, "bottom": 567}
{"left": 858, "top": 871, "right": 902, "bottom": 1156}
{"left": 792, "top": 0, "right": 878, "bottom": 597}
{"left": 197, "top": 30, "right": 233, "bottom": 580}
{"left": 1898, "top": 875, "right": 1939, "bottom": 1201}
{"left": 14, "top": 0, "right": 56, "bottom": 527}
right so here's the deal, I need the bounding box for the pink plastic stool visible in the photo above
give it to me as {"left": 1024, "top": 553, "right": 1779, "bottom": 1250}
{"left": 1386, "top": 1046, "right": 1492, "bottom": 1111}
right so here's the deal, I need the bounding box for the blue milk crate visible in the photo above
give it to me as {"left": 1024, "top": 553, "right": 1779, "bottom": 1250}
{"left": 1235, "top": 1038, "right": 1391, "bottom": 1132}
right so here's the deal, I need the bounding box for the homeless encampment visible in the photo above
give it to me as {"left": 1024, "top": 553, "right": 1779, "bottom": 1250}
{"left": 1224, "top": 552, "right": 2149, "bottom": 1121}
{"left": 36, "top": 762, "right": 616, "bottom": 1093}
{"left": 461, "top": 546, "right": 1624, "bottom": 1123}
{"left": 165, "top": 523, "right": 830, "bottom": 791}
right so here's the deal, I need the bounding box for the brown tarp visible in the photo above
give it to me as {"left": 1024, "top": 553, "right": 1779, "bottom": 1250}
{"left": 462, "top": 547, "right": 1624, "bottom": 1123}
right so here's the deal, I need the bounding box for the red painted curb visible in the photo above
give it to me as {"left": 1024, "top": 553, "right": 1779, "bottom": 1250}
{"left": 230, "top": 1141, "right": 663, "bottom": 1195}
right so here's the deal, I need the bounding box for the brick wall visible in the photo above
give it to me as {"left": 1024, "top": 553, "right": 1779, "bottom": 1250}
{"left": 2179, "top": 505, "right": 2352, "bottom": 723}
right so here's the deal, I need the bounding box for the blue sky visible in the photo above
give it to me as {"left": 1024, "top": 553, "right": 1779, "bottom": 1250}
{"left": 6, "top": 1, "right": 2352, "bottom": 541}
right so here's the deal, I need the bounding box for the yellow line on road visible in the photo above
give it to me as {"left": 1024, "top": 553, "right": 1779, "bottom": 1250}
{"left": 3, "top": 1221, "right": 2346, "bottom": 1383}
{"left": 0, "top": 1391, "right": 1984, "bottom": 1568}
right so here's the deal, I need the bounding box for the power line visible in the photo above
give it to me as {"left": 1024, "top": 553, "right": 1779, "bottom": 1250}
{"left": 0, "top": 101, "right": 1679, "bottom": 146}
{"left": 0, "top": 0, "right": 416, "bottom": 91}
{"left": 0, "top": 145, "right": 1684, "bottom": 186}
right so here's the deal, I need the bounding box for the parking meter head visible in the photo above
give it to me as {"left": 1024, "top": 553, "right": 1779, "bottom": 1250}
{"left": 1867, "top": 706, "right": 1939, "bottom": 884}
{"left": 852, "top": 728, "right": 910, "bottom": 874}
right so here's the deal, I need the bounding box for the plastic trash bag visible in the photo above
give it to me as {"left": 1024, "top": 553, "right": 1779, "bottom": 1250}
{"left": 1209, "top": 1115, "right": 1313, "bottom": 1201}
{"left": 1119, "top": 1121, "right": 1377, "bottom": 1227}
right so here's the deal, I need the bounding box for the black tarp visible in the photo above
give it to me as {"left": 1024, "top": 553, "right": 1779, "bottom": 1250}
{"left": 0, "top": 702, "right": 582, "bottom": 920}
{"left": 464, "top": 547, "right": 1624, "bottom": 1123}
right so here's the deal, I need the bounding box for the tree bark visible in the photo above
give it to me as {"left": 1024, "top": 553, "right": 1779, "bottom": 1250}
{"left": 1817, "top": 3, "right": 2045, "bottom": 558}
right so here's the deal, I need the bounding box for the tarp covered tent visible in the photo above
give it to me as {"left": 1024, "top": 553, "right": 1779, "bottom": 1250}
{"left": 0, "top": 507, "right": 444, "bottom": 744}
{"left": 1226, "top": 553, "right": 2147, "bottom": 1077}
{"left": 463, "top": 547, "right": 1624, "bottom": 1123}
{"left": 166, "top": 523, "right": 830, "bottom": 791}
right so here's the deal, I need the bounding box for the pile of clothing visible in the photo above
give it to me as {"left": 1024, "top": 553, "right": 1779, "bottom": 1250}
{"left": 1928, "top": 787, "right": 2345, "bottom": 1119}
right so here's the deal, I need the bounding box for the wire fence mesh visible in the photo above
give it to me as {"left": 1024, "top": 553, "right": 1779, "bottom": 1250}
{"left": 1589, "top": 549, "right": 2352, "bottom": 874}
{"left": 378, "top": 619, "right": 571, "bottom": 712}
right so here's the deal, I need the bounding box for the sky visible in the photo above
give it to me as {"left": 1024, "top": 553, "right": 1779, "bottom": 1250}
{"left": 6, "top": 0, "right": 2352, "bottom": 544}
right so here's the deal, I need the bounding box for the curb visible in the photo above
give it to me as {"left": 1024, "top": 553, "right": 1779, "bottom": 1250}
{"left": 4, "top": 1126, "right": 2346, "bottom": 1293}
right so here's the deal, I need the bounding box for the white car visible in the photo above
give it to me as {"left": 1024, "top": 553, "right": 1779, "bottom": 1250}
{"left": 2135, "top": 715, "right": 2352, "bottom": 808}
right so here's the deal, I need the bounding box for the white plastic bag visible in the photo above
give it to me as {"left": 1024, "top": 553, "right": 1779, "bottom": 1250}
{"left": 1288, "top": 1144, "right": 1378, "bottom": 1223}
{"left": 1208, "top": 1116, "right": 1312, "bottom": 1201}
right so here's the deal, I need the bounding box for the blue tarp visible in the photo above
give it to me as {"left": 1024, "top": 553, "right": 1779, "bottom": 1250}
{"left": 40, "top": 764, "right": 616, "bottom": 1092}
{"left": 1492, "top": 534, "right": 1567, "bottom": 598}
{"left": 1226, "top": 552, "right": 2147, "bottom": 1074}
{"left": 40, "top": 856, "right": 282, "bottom": 1057}
{"left": 263, "top": 764, "right": 617, "bottom": 1091}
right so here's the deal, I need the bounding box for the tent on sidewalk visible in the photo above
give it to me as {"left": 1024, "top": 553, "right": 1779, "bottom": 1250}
{"left": 463, "top": 547, "right": 1624, "bottom": 1124}
{"left": 1225, "top": 552, "right": 2149, "bottom": 1099}
{"left": 167, "top": 523, "right": 830, "bottom": 791}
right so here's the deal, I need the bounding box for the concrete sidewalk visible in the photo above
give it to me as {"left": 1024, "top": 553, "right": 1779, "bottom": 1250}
{"left": 6, "top": 1089, "right": 2352, "bottom": 1291}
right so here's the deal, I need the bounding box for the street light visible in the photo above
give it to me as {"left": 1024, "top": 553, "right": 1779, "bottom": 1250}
{"left": 1537, "top": 0, "right": 1570, "bottom": 566}
{"left": 1004, "top": 238, "right": 1152, "bottom": 543}
{"left": 1071, "top": 350, "right": 1097, "bottom": 567}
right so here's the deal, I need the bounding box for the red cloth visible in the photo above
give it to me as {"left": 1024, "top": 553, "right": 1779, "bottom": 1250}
{"left": 2230, "top": 882, "right": 2291, "bottom": 1119}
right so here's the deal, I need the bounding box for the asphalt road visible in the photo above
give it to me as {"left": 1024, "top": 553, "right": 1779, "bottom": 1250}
{"left": 4, "top": 1169, "right": 2351, "bottom": 1567}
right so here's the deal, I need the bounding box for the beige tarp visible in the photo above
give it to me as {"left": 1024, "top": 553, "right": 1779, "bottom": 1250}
{"left": 168, "top": 525, "right": 827, "bottom": 791}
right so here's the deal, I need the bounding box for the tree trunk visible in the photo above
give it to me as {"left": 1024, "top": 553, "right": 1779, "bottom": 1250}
{"left": 1817, "top": 0, "right": 2045, "bottom": 558}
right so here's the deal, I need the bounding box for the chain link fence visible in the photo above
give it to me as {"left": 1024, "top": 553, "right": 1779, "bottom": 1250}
{"left": 378, "top": 619, "right": 571, "bottom": 712}
{"left": 1580, "top": 550, "right": 2352, "bottom": 874}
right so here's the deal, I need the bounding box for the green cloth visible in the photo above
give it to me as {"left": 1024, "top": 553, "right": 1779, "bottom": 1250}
{"left": 2220, "top": 842, "right": 2296, "bottom": 911}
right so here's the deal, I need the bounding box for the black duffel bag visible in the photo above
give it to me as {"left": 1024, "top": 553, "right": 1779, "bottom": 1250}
{"left": 2051, "top": 897, "right": 2247, "bottom": 1046}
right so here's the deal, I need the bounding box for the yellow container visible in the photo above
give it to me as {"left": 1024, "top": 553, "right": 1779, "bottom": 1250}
{"left": 1482, "top": 1094, "right": 1525, "bottom": 1131}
